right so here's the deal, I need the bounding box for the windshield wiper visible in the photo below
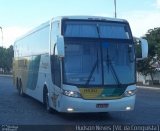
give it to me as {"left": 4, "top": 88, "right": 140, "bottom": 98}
{"left": 86, "top": 24, "right": 121, "bottom": 87}
{"left": 106, "top": 49, "right": 122, "bottom": 87}
{"left": 85, "top": 24, "right": 100, "bottom": 85}
{"left": 85, "top": 50, "right": 98, "bottom": 85}
{"left": 97, "top": 24, "right": 121, "bottom": 87}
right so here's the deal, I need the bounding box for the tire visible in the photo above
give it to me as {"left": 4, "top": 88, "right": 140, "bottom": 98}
{"left": 43, "top": 88, "right": 52, "bottom": 113}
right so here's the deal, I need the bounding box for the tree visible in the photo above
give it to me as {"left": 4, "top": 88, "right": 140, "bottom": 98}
{"left": 0, "top": 45, "right": 14, "bottom": 74}
{"left": 137, "top": 27, "right": 160, "bottom": 85}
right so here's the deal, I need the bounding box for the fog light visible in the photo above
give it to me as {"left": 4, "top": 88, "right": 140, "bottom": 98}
{"left": 126, "top": 106, "right": 131, "bottom": 110}
{"left": 67, "top": 108, "right": 74, "bottom": 112}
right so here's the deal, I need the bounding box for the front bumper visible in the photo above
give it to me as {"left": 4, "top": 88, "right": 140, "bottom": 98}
{"left": 57, "top": 95, "right": 135, "bottom": 113}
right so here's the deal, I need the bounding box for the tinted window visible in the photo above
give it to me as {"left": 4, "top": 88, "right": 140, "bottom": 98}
{"left": 15, "top": 25, "right": 49, "bottom": 57}
{"left": 51, "top": 55, "right": 61, "bottom": 87}
{"left": 63, "top": 20, "right": 131, "bottom": 39}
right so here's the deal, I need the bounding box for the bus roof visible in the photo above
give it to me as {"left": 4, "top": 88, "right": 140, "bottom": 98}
{"left": 53, "top": 16, "right": 128, "bottom": 23}
{"left": 14, "top": 16, "right": 128, "bottom": 44}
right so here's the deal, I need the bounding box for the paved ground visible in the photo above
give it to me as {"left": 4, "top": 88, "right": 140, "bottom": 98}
{"left": 0, "top": 76, "right": 160, "bottom": 126}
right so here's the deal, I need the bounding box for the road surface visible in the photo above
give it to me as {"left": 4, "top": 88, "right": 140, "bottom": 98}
{"left": 0, "top": 76, "right": 160, "bottom": 126}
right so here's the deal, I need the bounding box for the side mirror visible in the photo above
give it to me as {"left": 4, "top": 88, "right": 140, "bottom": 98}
{"left": 140, "top": 38, "right": 148, "bottom": 59}
{"left": 135, "top": 38, "right": 148, "bottom": 61}
{"left": 55, "top": 36, "right": 65, "bottom": 57}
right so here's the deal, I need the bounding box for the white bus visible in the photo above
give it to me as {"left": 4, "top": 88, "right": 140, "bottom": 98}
{"left": 13, "top": 16, "right": 148, "bottom": 113}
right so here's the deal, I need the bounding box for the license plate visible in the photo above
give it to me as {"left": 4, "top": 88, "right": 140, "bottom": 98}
{"left": 96, "top": 104, "right": 109, "bottom": 108}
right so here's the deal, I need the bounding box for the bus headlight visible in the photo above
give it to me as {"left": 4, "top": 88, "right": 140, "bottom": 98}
{"left": 63, "top": 90, "right": 81, "bottom": 98}
{"left": 124, "top": 89, "right": 137, "bottom": 97}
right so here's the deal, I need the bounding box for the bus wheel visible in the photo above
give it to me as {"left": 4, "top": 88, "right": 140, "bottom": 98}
{"left": 43, "top": 88, "right": 52, "bottom": 113}
{"left": 18, "top": 79, "right": 24, "bottom": 96}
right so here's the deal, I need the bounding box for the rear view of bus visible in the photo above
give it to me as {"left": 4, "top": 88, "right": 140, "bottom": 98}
{"left": 55, "top": 17, "right": 137, "bottom": 113}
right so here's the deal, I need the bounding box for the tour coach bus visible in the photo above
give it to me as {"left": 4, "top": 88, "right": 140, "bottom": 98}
{"left": 13, "top": 16, "right": 148, "bottom": 113}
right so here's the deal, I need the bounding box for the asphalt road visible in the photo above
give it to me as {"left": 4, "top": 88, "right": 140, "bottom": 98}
{"left": 0, "top": 76, "right": 160, "bottom": 125}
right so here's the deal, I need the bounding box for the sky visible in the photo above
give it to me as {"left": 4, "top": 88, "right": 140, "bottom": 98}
{"left": 0, "top": 0, "right": 160, "bottom": 47}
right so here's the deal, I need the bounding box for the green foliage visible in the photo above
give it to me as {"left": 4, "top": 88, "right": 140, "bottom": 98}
{"left": 0, "top": 45, "right": 14, "bottom": 73}
{"left": 137, "top": 27, "right": 160, "bottom": 82}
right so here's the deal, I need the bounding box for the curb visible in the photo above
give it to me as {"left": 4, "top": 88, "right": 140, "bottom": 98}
{"left": 137, "top": 86, "right": 160, "bottom": 90}
{"left": 0, "top": 74, "right": 13, "bottom": 77}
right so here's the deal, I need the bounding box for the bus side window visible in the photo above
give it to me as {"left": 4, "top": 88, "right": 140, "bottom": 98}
{"left": 51, "top": 55, "right": 61, "bottom": 88}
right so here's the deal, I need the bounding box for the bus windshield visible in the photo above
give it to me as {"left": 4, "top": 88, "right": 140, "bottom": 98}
{"left": 62, "top": 20, "right": 135, "bottom": 86}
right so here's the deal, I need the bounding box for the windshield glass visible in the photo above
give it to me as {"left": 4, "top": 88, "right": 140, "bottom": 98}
{"left": 62, "top": 20, "right": 135, "bottom": 86}
{"left": 63, "top": 39, "right": 135, "bottom": 86}
{"left": 102, "top": 41, "right": 135, "bottom": 85}
{"left": 63, "top": 40, "right": 102, "bottom": 85}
